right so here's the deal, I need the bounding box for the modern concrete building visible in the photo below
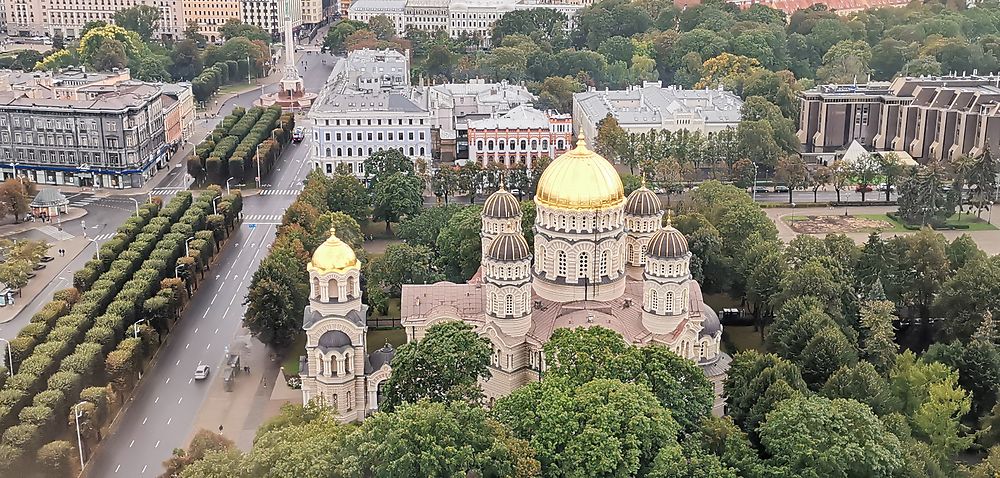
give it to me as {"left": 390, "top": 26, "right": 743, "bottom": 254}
{"left": 572, "top": 82, "right": 744, "bottom": 141}
{"left": 0, "top": 82, "right": 167, "bottom": 188}
{"left": 344, "top": 48, "right": 410, "bottom": 93}
{"left": 467, "top": 104, "right": 572, "bottom": 167}
{"left": 797, "top": 75, "right": 1000, "bottom": 164}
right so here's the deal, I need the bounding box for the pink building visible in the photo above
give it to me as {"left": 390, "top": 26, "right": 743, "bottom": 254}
{"left": 467, "top": 105, "right": 573, "bottom": 169}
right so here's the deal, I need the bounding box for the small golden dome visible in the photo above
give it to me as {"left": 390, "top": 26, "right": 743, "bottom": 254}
{"left": 308, "top": 227, "right": 359, "bottom": 274}
{"left": 535, "top": 134, "right": 624, "bottom": 210}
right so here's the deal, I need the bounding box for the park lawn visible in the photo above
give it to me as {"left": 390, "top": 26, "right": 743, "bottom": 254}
{"left": 361, "top": 219, "right": 399, "bottom": 240}
{"left": 723, "top": 326, "right": 764, "bottom": 353}
{"left": 281, "top": 332, "right": 307, "bottom": 376}
{"left": 853, "top": 214, "right": 909, "bottom": 232}
{"left": 878, "top": 212, "right": 998, "bottom": 231}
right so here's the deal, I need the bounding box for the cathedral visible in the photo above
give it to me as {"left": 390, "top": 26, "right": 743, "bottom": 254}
{"left": 299, "top": 135, "right": 731, "bottom": 420}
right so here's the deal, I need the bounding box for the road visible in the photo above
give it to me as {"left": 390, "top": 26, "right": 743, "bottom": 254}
{"left": 754, "top": 189, "right": 897, "bottom": 204}
{"left": 82, "top": 51, "right": 333, "bottom": 477}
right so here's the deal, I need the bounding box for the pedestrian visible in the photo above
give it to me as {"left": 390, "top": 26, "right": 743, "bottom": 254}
{"left": 247, "top": 366, "right": 251, "bottom": 374}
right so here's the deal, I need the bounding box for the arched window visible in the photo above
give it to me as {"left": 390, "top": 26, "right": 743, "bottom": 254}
{"left": 346, "top": 390, "right": 352, "bottom": 410}
{"left": 420, "top": 147, "right": 425, "bottom": 156}
{"left": 640, "top": 244, "right": 647, "bottom": 264}
{"left": 344, "top": 353, "right": 351, "bottom": 373}
{"left": 650, "top": 289, "right": 659, "bottom": 312}
{"left": 409, "top": 147, "right": 415, "bottom": 155}
{"left": 531, "top": 139, "right": 537, "bottom": 150}
{"left": 488, "top": 292, "right": 495, "bottom": 313}
{"left": 477, "top": 140, "right": 483, "bottom": 150}
{"left": 600, "top": 250, "right": 609, "bottom": 276}
{"left": 336, "top": 147, "right": 342, "bottom": 156}
{"left": 558, "top": 251, "right": 567, "bottom": 276}
{"left": 520, "top": 140, "right": 527, "bottom": 150}
{"left": 578, "top": 252, "right": 589, "bottom": 281}
{"left": 542, "top": 140, "right": 548, "bottom": 150}
{"left": 488, "top": 140, "right": 494, "bottom": 150}
{"left": 627, "top": 244, "right": 634, "bottom": 264}
{"left": 325, "top": 148, "right": 332, "bottom": 157}
{"left": 505, "top": 294, "right": 514, "bottom": 316}
{"left": 346, "top": 147, "right": 353, "bottom": 157}
{"left": 665, "top": 291, "right": 674, "bottom": 314}
{"left": 332, "top": 394, "right": 339, "bottom": 412}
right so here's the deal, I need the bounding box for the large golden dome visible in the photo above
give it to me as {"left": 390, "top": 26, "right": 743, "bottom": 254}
{"left": 308, "top": 228, "right": 359, "bottom": 275}
{"left": 535, "top": 134, "right": 624, "bottom": 210}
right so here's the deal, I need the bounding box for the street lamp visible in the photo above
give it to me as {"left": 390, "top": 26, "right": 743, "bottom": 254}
{"left": 87, "top": 237, "right": 101, "bottom": 261}
{"left": 147, "top": 191, "right": 154, "bottom": 204}
{"left": 225, "top": 177, "right": 234, "bottom": 196}
{"left": 0, "top": 338, "right": 12, "bottom": 377}
{"left": 74, "top": 401, "right": 90, "bottom": 468}
{"left": 174, "top": 264, "right": 185, "bottom": 278}
{"left": 255, "top": 144, "right": 262, "bottom": 189}
{"left": 991, "top": 201, "right": 994, "bottom": 225}
{"left": 132, "top": 318, "right": 149, "bottom": 339}
{"left": 751, "top": 161, "right": 759, "bottom": 202}
{"left": 128, "top": 198, "right": 140, "bottom": 217}
{"left": 185, "top": 236, "right": 195, "bottom": 257}
{"left": 212, "top": 196, "right": 221, "bottom": 215}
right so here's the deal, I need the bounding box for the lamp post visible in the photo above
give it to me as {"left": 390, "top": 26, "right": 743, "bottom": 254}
{"left": 132, "top": 318, "right": 149, "bottom": 339}
{"left": 0, "top": 338, "right": 12, "bottom": 377}
{"left": 128, "top": 198, "right": 140, "bottom": 217}
{"left": 174, "top": 264, "right": 185, "bottom": 278}
{"left": 751, "top": 161, "right": 759, "bottom": 202}
{"left": 74, "top": 401, "right": 90, "bottom": 468}
{"left": 147, "top": 191, "right": 153, "bottom": 204}
{"left": 185, "top": 236, "right": 195, "bottom": 257}
{"left": 225, "top": 177, "right": 234, "bottom": 195}
{"left": 255, "top": 144, "right": 262, "bottom": 189}
{"left": 991, "top": 201, "right": 995, "bottom": 225}
{"left": 87, "top": 237, "right": 100, "bottom": 261}
{"left": 212, "top": 196, "right": 220, "bottom": 215}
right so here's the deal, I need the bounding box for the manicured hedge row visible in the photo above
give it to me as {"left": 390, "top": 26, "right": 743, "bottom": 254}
{"left": 0, "top": 192, "right": 217, "bottom": 472}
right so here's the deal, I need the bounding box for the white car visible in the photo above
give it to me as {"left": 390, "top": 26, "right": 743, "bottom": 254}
{"left": 194, "top": 364, "right": 210, "bottom": 380}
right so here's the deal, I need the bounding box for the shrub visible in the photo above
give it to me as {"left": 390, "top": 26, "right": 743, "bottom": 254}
{"left": 18, "top": 405, "right": 54, "bottom": 427}
{"left": 32, "top": 390, "right": 66, "bottom": 413}
{"left": 33, "top": 339, "right": 72, "bottom": 360}
{"left": 7, "top": 336, "right": 35, "bottom": 369}
{"left": 37, "top": 440, "right": 75, "bottom": 478}
{"left": 0, "top": 389, "right": 28, "bottom": 408}
{"left": 79, "top": 387, "right": 110, "bottom": 418}
{"left": 17, "top": 322, "right": 49, "bottom": 341}
{"left": 5, "top": 373, "right": 42, "bottom": 394}
{"left": 16, "top": 354, "right": 56, "bottom": 377}
{"left": 47, "top": 372, "right": 82, "bottom": 399}
{"left": 53, "top": 288, "right": 80, "bottom": 306}
{"left": 2, "top": 424, "right": 39, "bottom": 449}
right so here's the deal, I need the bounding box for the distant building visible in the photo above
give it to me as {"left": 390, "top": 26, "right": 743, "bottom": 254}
{"left": 410, "top": 79, "right": 535, "bottom": 162}
{"left": 728, "top": 0, "right": 909, "bottom": 16}
{"left": 345, "top": 48, "right": 410, "bottom": 93}
{"left": 797, "top": 75, "right": 1000, "bottom": 164}
{"left": 348, "top": 0, "right": 582, "bottom": 45}
{"left": 0, "top": 82, "right": 167, "bottom": 188}
{"left": 9, "top": 0, "right": 185, "bottom": 39}
{"left": 182, "top": 0, "right": 242, "bottom": 43}
{"left": 160, "top": 82, "right": 196, "bottom": 145}
{"left": 467, "top": 104, "right": 572, "bottom": 168}
{"left": 572, "top": 82, "right": 744, "bottom": 140}
{"left": 242, "top": 0, "right": 303, "bottom": 38}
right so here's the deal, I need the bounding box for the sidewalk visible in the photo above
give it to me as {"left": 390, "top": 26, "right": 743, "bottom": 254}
{"left": 188, "top": 328, "right": 295, "bottom": 450}
{"left": 0, "top": 206, "right": 87, "bottom": 238}
{"left": 0, "top": 234, "right": 88, "bottom": 323}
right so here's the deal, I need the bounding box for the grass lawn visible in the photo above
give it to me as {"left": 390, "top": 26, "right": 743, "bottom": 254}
{"left": 722, "top": 326, "right": 765, "bottom": 353}
{"left": 281, "top": 332, "right": 306, "bottom": 376}
{"left": 367, "top": 328, "right": 406, "bottom": 351}
{"left": 783, "top": 214, "right": 908, "bottom": 233}
{"left": 854, "top": 214, "right": 909, "bottom": 232}
{"left": 361, "top": 219, "right": 399, "bottom": 240}
{"left": 877, "top": 212, "right": 998, "bottom": 231}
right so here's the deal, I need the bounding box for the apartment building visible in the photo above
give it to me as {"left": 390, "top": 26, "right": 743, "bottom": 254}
{"left": 0, "top": 82, "right": 167, "bottom": 188}
{"left": 572, "top": 82, "right": 744, "bottom": 140}
{"left": 7, "top": 0, "right": 185, "bottom": 39}
{"left": 467, "top": 104, "right": 572, "bottom": 168}
{"left": 309, "top": 47, "right": 432, "bottom": 178}
{"left": 798, "top": 75, "right": 1000, "bottom": 163}
{"left": 160, "top": 81, "right": 195, "bottom": 144}
{"left": 241, "top": 0, "right": 302, "bottom": 38}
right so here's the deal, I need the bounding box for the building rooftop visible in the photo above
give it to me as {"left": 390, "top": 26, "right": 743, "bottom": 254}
{"left": 350, "top": 0, "right": 407, "bottom": 10}
{"left": 0, "top": 82, "right": 161, "bottom": 111}
{"left": 468, "top": 104, "right": 556, "bottom": 130}
{"left": 313, "top": 92, "right": 426, "bottom": 114}
{"left": 575, "top": 83, "right": 743, "bottom": 127}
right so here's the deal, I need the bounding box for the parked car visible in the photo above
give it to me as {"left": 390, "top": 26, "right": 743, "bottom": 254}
{"left": 194, "top": 364, "right": 210, "bottom": 380}
{"left": 855, "top": 185, "right": 873, "bottom": 193}
{"left": 875, "top": 183, "right": 894, "bottom": 191}
{"left": 292, "top": 127, "right": 305, "bottom": 143}
{"left": 774, "top": 185, "right": 790, "bottom": 193}
{"left": 40, "top": 256, "right": 54, "bottom": 263}
{"left": 752, "top": 185, "right": 769, "bottom": 193}
{"left": 32, "top": 263, "right": 45, "bottom": 271}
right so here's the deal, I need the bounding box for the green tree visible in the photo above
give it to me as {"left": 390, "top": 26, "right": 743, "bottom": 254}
{"left": 877, "top": 152, "right": 907, "bottom": 202}
{"left": 365, "top": 243, "right": 441, "bottom": 298}
{"left": 396, "top": 205, "right": 462, "bottom": 248}
{"left": 363, "top": 149, "right": 415, "bottom": 188}
{"left": 535, "top": 75, "right": 584, "bottom": 113}
{"left": 759, "top": 396, "right": 904, "bottom": 478}
{"left": 723, "top": 350, "right": 808, "bottom": 434}
{"left": 822, "top": 361, "right": 897, "bottom": 415}
{"left": 380, "top": 321, "right": 491, "bottom": 412}
{"left": 494, "top": 377, "right": 679, "bottom": 478}
{"left": 90, "top": 38, "right": 128, "bottom": 71}
{"left": 899, "top": 230, "right": 951, "bottom": 326}
{"left": 219, "top": 18, "right": 271, "bottom": 43}
{"left": 897, "top": 161, "right": 954, "bottom": 225}
{"left": 491, "top": 7, "right": 568, "bottom": 47}
{"left": 435, "top": 206, "right": 482, "bottom": 281}
{"left": 342, "top": 400, "right": 539, "bottom": 477}
{"left": 775, "top": 155, "right": 808, "bottom": 204}
{"left": 371, "top": 172, "right": 423, "bottom": 233}
{"left": 817, "top": 40, "right": 873, "bottom": 83}
{"left": 113, "top": 5, "right": 160, "bottom": 39}
{"left": 935, "top": 256, "right": 1000, "bottom": 341}
{"left": 858, "top": 294, "right": 899, "bottom": 376}
{"left": 911, "top": 374, "right": 974, "bottom": 468}
{"left": 924, "top": 338, "right": 1000, "bottom": 418}
{"left": 170, "top": 39, "right": 203, "bottom": 81}
{"left": 327, "top": 173, "right": 370, "bottom": 225}
{"left": 242, "top": 404, "right": 352, "bottom": 477}
{"left": 243, "top": 240, "right": 309, "bottom": 348}
{"left": 966, "top": 149, "right": 999, "bottom": 218}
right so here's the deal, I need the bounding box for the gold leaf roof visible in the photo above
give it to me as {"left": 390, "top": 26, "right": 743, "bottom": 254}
{"left": 308, "top": 227, "right": 359, "bottom": 274}
{"left": 535, "top": 134, "right": 624, "bottom": 210}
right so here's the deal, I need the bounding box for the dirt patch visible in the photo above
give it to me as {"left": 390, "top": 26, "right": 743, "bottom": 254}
{"left": 784, "top": 215, "right": 893, "bottom": 234}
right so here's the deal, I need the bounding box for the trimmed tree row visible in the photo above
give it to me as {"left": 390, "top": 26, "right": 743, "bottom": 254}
{"left": 0, "top": 188, "right": 244, "bottom": 477}
{"left": 187, "top": 106, "right": 294, "bottom": 187}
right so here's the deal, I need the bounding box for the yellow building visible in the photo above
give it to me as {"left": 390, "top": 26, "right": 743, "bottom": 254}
{"left": 183, "top": 0, "right": 242, "bottom": 43}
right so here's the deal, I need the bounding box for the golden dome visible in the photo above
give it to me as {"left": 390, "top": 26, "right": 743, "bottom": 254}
{"left": 535, "top": 134, "right": 624, "bottom": 210}
{"left": 308, "top": 228, "right": 359, "bottom": 275}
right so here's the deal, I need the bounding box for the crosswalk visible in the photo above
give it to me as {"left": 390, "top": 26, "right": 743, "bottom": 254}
{"left": 150, "top": 187, "right": 185, "bottom": 196}
{"left": 89, "top": 233, "right": 118, "bottom": 241}
{"left": 38, "top": 225, "right": 73, "bottom": 241}
{"left": 68, "top": 196, "right": 98, "bottom": 207}
{"left": 257, "top": 189, "right": 302, "bottom": 196}
{"left": 244, "top": 214, "right": 283, "bottom": 223}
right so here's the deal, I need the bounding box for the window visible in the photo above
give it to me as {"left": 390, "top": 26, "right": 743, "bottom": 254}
{"left": 557, "top": 251, "right": 567, "bottom": 276}
{"left": 578, "top": 252, "right": 588, "bottom": 281}
{"left": 325, "top": 132, "right": 331, "bottom": 141}
{"left": 337, "top": 147, "right": 342, "bottom": 156}
{"left": 665, "top": 291, "right": 674, "bottom": 314}
{"left": 650, "top": 290, "right": 659, "bottom": 312}
{"left": 326, "top": 163, "right": 333, "bottom": 173}
{"left": 505, "top": 294, "right": 514, "bottom": 316}
{"left": 600, "top": 251, "right": 609, "bottom": 276}
{"left": 409, "top": 132, "right": 414, "bottom": 140}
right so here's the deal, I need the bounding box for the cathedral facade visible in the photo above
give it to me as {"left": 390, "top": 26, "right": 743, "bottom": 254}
{"left": 300, "top": 135, "right": 730, "bottom": 419}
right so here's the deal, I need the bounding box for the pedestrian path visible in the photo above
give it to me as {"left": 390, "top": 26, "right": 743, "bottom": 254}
{"left": 37, "top": 225, "right": 74, "bottom": 241}
{"left": 257, "top": 189, "right": 302, "bottom": 196}
{"left": 244, "top": 214, "right": 283, "bottom": 224}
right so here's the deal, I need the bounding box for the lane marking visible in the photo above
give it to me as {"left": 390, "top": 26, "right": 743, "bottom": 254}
{"left": 155, "top": 441, "right": 160, "bottom": 448}
{"left": 165, "top": 378, "right": 170, "bottom": 384}
{"left": 175, "top": 360, "right": 180, "bottom": 366}
{"left": 218, "top": 282, "right": 226, "bottom": 291}
{"left": 142, "top": 417, "right": 147, "bottom": 425}
{"left": 142, "top": 465, "right": 147, "bottom": 474}
{"left": 188, "top": 378, "right": 193, "bottom": 384}
{"left": 214, "top": 328, "right": 219, "bottom": 334}
{"left": 185, "top": 343, "right": 190, "bottom": 349}
{"left": 207, "top": 343, "right": 211, "bottom": 350}
{"left": 167, "top": 417, "right": 172, "bottom": 425}
{"left": 178, "top": 397, "right": 183, "bottom": 404}
{"left": 129, "top": 440, "right": 134, "bottom": 448}
{"left": 154, "top": 397, "right": 159, "bottom": 404}
{"left": 194, "top": 328, "right": 199, "bottom": 333}
{"left": 203, "top": 309, "right": 209, "bottom": 318}
{"left": 229, "top": 293, "right": 237, "bottom": 305}
{"left": 224, "top": 306, "right": 230, "bottom": 317}
{"left": 115, "top": 464, "right": 121, "bottom": 473}
{"left": 211, "top": 294, "right": 217, "bottom": 304}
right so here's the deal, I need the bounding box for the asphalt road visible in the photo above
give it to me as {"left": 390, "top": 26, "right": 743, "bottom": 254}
{"left": 79, "top": 44, "right": 329, "bottom": 471}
